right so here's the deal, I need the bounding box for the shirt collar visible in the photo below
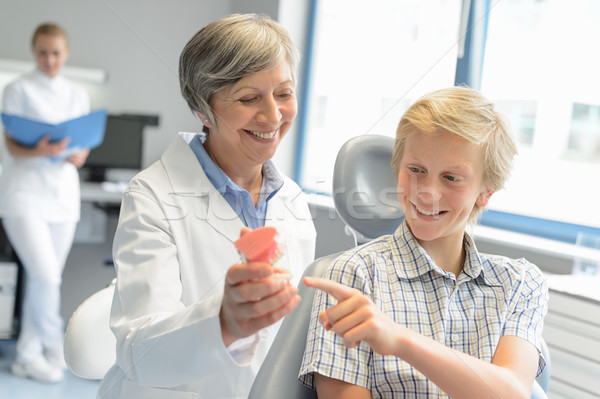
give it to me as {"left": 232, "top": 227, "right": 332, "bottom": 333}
{"left": 464, "top": 234, "right": 506, "bottom": 287}
{"left": 391, "top": 220, "right": 490, "bottom": 283}
{"left": 259, "top": 160, "right": 284, "bottom": 204}
{"left": 33, "top": 68, "right": 65, "bottom": 89}
{"left": 462, "top": 232, "right": 484, "bottom": 279}
{"left": 189, "top": 133, "right": 228, "bottom": 193}
{"left": 391, "top": 221, "right": 438, "bottom": 280}
{"left": 188, "top": 133, "right": 283, "bottom": 206}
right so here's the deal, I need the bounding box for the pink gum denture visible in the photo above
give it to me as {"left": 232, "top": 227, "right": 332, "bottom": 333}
{"left": 234, "top": 226, "right": 282, "bottom": 264}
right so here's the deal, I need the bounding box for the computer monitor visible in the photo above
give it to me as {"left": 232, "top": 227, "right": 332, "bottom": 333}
{"left": 84, "top": 114, "right": 144, "bottom": 182}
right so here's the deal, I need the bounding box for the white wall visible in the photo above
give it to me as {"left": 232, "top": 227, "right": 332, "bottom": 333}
{"left": 0, "top": 0, "right": 306, "bottom": 174}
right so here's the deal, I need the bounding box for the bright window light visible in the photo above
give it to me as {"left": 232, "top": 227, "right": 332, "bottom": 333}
{"left": 300, "top": 0, "right": 462, "bottom": 194}
{"left": 481, "top": 0, "right": 600, "bottom": 229}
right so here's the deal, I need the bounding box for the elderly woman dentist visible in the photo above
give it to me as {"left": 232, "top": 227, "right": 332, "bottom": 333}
{"left": 97, "top": 14, "right": 316, "bottom": 399}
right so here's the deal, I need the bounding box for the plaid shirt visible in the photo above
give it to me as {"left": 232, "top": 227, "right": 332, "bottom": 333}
{"left": 300, "top": 221, "right": 548, "bottom": 398}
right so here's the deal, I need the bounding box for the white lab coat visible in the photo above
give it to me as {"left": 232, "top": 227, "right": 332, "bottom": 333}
{"left": 0, "top": 69, "right": 89, "bottom": 222}
{"left": 98, "top": 133, "right": 316, "bottom": 399}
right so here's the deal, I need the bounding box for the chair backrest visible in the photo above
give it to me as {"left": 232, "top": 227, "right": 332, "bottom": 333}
{"left": 64, "top": 280, "right": 116, "bottom": 379}
{"left": 250, "top": 135, "right": 404, "bottom": 398}
{"left": 249, "top": 134, "right": 551, "bottom": 398}
{"left": 332, "top": 135, "right": 404, "bottom": 244}
{"left": 536, "top": 338, "right": 552, "bottom": 393}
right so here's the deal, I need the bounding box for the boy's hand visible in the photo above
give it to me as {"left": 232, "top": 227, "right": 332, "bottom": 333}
{"left": 303, "top": 276, "right": 405, "bottom": 357}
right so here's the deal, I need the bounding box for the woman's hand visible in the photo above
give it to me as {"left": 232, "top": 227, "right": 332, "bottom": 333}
{"left": 34, "top": 134, "right": 70, "bottom": 157}
{"left": 220, "top": 229, "right": 300, "bottom": 346}
{"left": 4, "top": 134, "right": 70, "bottom": 158}
{"left": 65, "top": 147, "right": 89, "bottom": 167}
{"left": 303, "top": 276, "right": 404, "bottom": 357}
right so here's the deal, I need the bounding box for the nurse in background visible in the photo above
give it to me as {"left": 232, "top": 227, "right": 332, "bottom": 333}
{"left": 0, "top": 23, "right": 90, "bottom": 383}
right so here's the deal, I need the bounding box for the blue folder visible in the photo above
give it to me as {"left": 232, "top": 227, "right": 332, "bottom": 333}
{"left": 1, "top": 109, "right": 108, "bottom": 156}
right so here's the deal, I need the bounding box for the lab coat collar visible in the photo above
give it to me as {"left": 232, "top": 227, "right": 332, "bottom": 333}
{"left": 160, "top": 133, "right": 303, "bottom": 246}
{"left": 161, "top": 133, "right": 245, "bottom": 245}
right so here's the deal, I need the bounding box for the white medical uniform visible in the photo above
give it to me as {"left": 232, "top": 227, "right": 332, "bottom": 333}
{"left": 98, "top": 133, "right": 316, "bottom": 399}
{"left": 0, "top": 69, "right": 89, "bottom": 363}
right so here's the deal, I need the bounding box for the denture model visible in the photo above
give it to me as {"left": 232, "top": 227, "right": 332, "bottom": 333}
{"left": 233, "top": 226, "right": 282, "bottom": 264}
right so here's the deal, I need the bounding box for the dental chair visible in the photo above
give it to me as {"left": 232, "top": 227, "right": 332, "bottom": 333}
{"left": 248, "top": 135, "right": 551, "bottom": 399}
{"left": 64, "top": 279, "right": 116, "bottom": 379}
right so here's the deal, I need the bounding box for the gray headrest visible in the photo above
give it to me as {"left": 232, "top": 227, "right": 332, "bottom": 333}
{"left": 332, "top": 135, "right": 404, "bottom": 242}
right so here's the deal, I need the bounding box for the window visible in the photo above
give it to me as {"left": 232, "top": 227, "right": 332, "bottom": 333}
{"left": 568, "top": 102, "right": 600, "bottom": 160}
{"left": 298, "top": 0, "right": 600, "bottom": 241}
{"left": 481, "top": 0, "right": 600, "bottom": 233}
{"left": 299, "top": 0, "right": 462, "bottom": 194}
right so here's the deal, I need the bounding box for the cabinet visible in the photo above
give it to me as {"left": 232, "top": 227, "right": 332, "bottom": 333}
{"left": 543, "top": 275, "right": 600, "bottom": 399}
{"left": 0, "top": 223, "right": 22, "bottom": 340}
{"left": 0, "top": 259, "right": 18, "bottom": 338}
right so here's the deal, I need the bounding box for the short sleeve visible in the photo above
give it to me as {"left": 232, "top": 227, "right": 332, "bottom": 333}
{"left": 501, "top": 260, "right": 549, "bottom": 375}
{"left": 2, "top": 81, "right": 23, "bottom": 115}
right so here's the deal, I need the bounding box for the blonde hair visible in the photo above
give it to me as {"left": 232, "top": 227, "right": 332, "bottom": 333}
{"left": 179, "top": 13, "right": 300, "bottom": 132}
{"left": 31, "top": 23, "right": 68, "bottom": 48}
{"left": 391, "top": 86, "right": 517, "bottom": 222}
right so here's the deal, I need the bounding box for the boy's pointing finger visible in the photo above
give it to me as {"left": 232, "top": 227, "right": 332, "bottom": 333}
{"left": 303, "top": 276, "right": 355, "bottom": 301}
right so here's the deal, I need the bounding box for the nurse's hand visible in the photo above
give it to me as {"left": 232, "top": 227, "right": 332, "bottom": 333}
{"left": 220, "top": 261, "right": 300, "bottom": 347}
{"left": 35, "top": 134, "right": 70, "bottom": 157}
{"left": 66, "top": 148, "right": 89, "bottom": 167}
{"left": 4, "top": 134, "right": 69, "bottom": 158}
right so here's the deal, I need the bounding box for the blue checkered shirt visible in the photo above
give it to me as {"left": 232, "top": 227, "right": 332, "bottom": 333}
{"left": 300, "top": 220, "right": 548, "bottom": 398}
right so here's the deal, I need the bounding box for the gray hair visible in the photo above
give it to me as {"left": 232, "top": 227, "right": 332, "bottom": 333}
{"left": 179, "top": 13, "right": 300, "bottom": 132}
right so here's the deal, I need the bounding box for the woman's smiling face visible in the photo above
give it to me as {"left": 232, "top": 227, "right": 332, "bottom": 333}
{"left": 202, "top": 59, "right": 297, "bottom": 170}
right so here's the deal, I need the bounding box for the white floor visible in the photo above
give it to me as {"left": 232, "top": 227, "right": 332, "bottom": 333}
{"left": 0, "top": 339, "right": 100, "bottom": 398}
{"left": 0, "top": 218, "right": 116, "bottom": 399}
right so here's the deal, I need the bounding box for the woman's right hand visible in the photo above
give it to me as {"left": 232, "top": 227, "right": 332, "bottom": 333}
{"left": 219, "top": 261, "right": 300, "bottom": 347}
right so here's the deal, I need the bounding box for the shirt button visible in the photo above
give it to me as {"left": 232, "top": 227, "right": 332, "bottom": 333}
{"left": 259, "top": 329, "right": 269, "bottom": 339}
{"left": 451, "top": 334, "right": 459, "bottom": 342}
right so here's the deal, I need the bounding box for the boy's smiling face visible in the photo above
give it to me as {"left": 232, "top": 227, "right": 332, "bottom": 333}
{"left": 397, "top": 129, "right": 492, "bottom": 249}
